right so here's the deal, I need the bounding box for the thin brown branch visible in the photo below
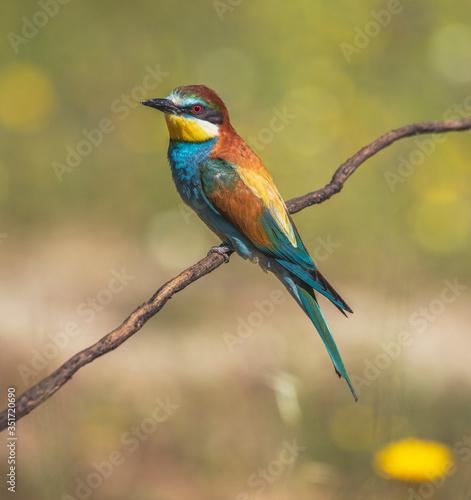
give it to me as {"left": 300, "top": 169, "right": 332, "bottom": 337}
{"left": 1, "top": 118, "right": 470, "bottom": 432}
{"left": 287, "top": 118, "right": 471, "bottom": 212}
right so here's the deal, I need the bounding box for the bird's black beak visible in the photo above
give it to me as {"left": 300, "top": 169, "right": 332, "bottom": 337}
{"left": 141, "top": 98, "right": 180, "bottom": 115}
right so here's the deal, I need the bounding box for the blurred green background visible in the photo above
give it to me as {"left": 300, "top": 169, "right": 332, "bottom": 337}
{"left": 1, "top": 1, "right": 471, "bottom": 498}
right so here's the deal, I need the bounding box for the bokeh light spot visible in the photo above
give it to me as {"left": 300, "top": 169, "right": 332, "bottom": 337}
{"left": 0, "top": 63, "right": 54, "bottom": 132}
{"left": 374, "top": 438, "right": 453, "bottom": 482}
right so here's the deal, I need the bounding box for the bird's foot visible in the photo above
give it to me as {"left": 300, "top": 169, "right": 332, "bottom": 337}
{"left": 208, "top": 243, "right": 233, "bottom": 263}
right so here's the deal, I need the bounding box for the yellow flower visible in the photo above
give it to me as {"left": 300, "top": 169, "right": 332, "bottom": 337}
{"left": 374, "top": 438, "right": 454, "bottom": 482}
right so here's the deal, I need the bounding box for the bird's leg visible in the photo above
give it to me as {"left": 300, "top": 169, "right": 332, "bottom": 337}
{"left": 208, "top": 242, "right": 233, "bottom": 263}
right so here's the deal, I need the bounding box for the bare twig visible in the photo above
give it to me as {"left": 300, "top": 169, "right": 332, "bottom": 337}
{"left": 287, "top": 118, "right": 471, "bottom": 212}
{"left": 1, "top": 118, "right": 470, "bottom": 432}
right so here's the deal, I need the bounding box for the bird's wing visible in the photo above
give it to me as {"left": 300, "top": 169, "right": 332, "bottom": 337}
{"left": 200, "top": 158, "right": 351, "bottom": 313}
{"left": 201, "top": 158, "right": 311, "bottom": 264}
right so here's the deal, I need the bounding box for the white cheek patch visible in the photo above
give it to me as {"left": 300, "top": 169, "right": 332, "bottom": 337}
{"left": 195, "top": 118, "right": 219, "bottom": 137}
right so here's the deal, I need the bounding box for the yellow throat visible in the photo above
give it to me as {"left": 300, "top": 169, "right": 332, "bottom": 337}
{"left": 165, "top": 114, "right": 219, "bottom": 142}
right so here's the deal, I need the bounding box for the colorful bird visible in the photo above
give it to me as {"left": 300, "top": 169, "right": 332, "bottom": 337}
{"left": 142, "top": 85, "right": 357, "bottom": 401}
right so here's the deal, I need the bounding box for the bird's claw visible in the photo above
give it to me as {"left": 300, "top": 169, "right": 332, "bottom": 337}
{"left": 208, "top": 243, "right": 233, "bottom": 263}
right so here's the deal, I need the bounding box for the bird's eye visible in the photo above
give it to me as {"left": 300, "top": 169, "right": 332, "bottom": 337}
{"left": 192, "top": 104, "right": 202, "bottom": 113}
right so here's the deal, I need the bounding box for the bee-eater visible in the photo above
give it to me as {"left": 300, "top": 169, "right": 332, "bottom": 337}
{"left": 142, "top": 85, "right": 357, "bottom": 401}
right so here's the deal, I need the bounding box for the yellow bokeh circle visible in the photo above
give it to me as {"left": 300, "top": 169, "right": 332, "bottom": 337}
{"left": 374, "top": 438, "right": 453, "bottom": 482}
{"left": 0, "top": 63, "right": 54, "bottom": 132}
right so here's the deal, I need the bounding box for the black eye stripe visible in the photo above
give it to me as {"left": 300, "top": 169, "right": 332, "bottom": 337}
{"left": 183, "top": 105, "right": 223, "bottom": 125}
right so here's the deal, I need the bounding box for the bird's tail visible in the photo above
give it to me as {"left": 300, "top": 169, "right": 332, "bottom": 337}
{"left": 283, "top": 275, "right": 357, "bottom": 401}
